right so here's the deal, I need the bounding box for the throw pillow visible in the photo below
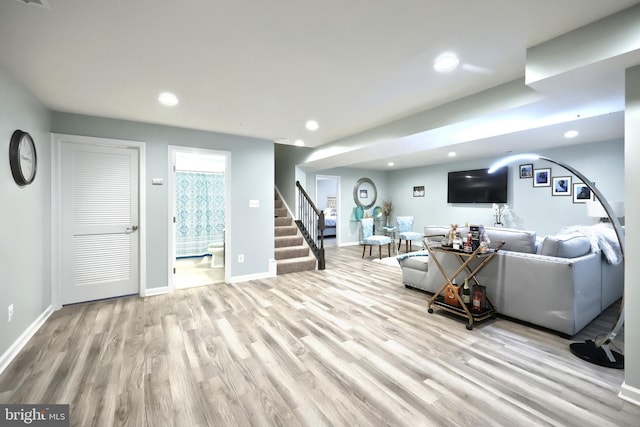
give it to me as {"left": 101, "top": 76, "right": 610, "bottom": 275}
{"left": 540, "top": 234, "right": 592, "bottom": 258}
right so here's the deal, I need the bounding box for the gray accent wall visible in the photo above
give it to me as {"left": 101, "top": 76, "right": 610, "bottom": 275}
{"left": 51, "top": 112, "right": 275, "bottom": 287}
{"left": 0, "top": 66, "right": 52, "bottom": 360}
{"left": 274, "top": 143, "right": 312, "bottom": 209}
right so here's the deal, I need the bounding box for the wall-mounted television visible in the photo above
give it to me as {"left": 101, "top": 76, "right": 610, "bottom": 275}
{"left": 447, "top": 167, "right": 508, "bottom": 204}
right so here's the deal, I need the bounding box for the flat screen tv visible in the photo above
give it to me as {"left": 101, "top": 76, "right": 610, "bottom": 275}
{"left": 447, "top": 167, "right": 508, "bottom": 204}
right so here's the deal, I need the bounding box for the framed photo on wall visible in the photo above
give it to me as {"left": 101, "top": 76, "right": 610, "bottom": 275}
{"left": 413, "top": 186, "right": 425, "bottom": 197}
{"left": 573, "top": 182, "right": 594, "bottom": 203}
{"left": 552, "top": 176, "right": 572, "bottom": 196}
{"left": 519, "top": 163, "right": 533, "bottom": 179}
{"left": 533, "top": 168, "right": 551, "bottom": 187}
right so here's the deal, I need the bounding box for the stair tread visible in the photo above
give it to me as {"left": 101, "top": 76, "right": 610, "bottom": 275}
{"left": 275, "top": 245, "right": 309, "bottom": 260}
{"left": 277, "top": 255, "right": 316, "bottom": 263}
{"left": 275, "top": 235, "right": 303, "bottom": 240}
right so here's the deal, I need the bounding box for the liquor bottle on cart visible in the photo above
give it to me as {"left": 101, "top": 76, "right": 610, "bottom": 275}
{"left": 472, "top": 284, "right": 483, "bottom": 313}
{"left": 462, "top": 279, "right": 471, "bottom": 305}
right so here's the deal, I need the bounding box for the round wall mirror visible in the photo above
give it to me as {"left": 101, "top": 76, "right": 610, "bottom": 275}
{"left": 353, "top": 177, "right": 377, "bottom": 209}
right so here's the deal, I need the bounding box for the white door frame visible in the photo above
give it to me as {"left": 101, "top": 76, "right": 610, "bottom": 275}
{"left": 167, "top": 146, "right": 231, "bottom": 290}
{"left": 51, "top": 133, "right": 147, "bottom": 309}
{"left": 315, "top": 174, "right": 341, "bottom": 244}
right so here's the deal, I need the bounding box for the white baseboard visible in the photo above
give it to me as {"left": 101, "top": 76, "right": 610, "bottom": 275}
{"left": 229, "top": 271, "right": 275, "bottom": 283}
{"left": 619, "top": 381, "right": 640, "bottom": 407}
{"left": 144, "top": 286, "right": 170, "bottom": 297}
{"left": 0, "top": 305, "right": 54, "bottom": 376}
{"left": 339, "top": 241, "right": 361, "bottom": 247}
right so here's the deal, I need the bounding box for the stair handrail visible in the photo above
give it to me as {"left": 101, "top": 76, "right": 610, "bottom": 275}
{"left": 295, "top": 181, "right": 325, "bottom": 270}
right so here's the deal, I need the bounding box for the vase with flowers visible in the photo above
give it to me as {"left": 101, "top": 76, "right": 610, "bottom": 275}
{"left": 382, "top": 197, "right": 394, "bottom": 227}
{"left": 492, "top": 203, "right": 508, "bottom": 226}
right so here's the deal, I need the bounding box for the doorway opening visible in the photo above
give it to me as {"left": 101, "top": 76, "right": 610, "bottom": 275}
{"left": 169, "top": 147, "right": 230, "bottom": 289}
{"left": 316, "top": 175, "right": 340, "bottom": 247}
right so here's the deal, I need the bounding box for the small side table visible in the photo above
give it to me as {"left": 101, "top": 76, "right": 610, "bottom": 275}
{"left": 382, "top": 226, "right": 398, "bottom": 254}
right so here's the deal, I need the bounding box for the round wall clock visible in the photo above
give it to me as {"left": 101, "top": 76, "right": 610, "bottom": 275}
{"left": 9, "top": 129, "right": 37, "bottom": 186}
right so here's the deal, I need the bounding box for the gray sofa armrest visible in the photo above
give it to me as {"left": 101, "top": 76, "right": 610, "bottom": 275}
{"left": 399, "top": 255, "right": 431, "bottom": 291}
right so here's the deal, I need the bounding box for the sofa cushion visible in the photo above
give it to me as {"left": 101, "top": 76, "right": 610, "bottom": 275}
{"left": 484, "top": 227, "right": 536, "bottom": 253}
{"left": 424, "top": 226, "right": 454, "bottom": 240}
{"left": 540, "top": 234, "right": 592, "bottom": 258}
{"left": 399, "top": 255, "right": 430, "bottom": 272}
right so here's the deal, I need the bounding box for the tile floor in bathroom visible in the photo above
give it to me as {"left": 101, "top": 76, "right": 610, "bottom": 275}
{"left": 174, "top": 255, "right": 225, "bottom": 288}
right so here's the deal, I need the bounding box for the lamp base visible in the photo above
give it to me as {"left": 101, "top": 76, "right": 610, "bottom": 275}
{"left": 570, "top": 340, "right": 624, "bottom": 369}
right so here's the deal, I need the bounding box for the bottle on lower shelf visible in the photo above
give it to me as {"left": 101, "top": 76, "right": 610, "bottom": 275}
{"left": 472, "top": 284, "right": 484, "bottom": 313}
{"left": 462, "top": 278, "right": 471, "bottom": 305}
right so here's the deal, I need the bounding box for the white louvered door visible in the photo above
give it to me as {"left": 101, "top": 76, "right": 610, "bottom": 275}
{"left": 61, "top": 142, "right": 139, "bottom": 305}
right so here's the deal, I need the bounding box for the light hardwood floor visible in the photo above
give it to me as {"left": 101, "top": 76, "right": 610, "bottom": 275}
{"left": 0, "top": 245, "right": 637, "bottom": 426}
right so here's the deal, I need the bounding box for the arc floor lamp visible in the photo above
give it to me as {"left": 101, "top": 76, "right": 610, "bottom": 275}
{"left": 489, "top": 153, "right": 625, "bottom": 369}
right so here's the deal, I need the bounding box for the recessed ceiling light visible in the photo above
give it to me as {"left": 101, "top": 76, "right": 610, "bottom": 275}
{"left": 388, "top": 162, "right": 394, "bottom": 167}
{"left": 294, "top": 139, "right": 305, "bottom": 146}
{"left": 564, "top": 130, "right": 579, "bottom": 138}
{"left": 306, "top": 120, "right": 319, "bottom": 131}
{"left": 158, "top": 92, "right": 179, "bottom": 106}
{"left": 448, "top": 151, "right": 457, "bottom": 157}
{"left": 434, "top": 53, "right": 460, "bottom": 73}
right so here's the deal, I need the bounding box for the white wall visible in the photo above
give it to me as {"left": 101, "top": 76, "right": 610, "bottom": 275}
{"left": 305, "top": 168, "right": 390, "bottom": 245}
{"left": 303, "top": 139, "right": 624, "bottom": 244}
{"left": 51, "top": 112, "right": 275, "bottom": 286}
{"left": 622, "top": 65, "right": 640, "bottom": 404}
{"left": 387, "top": 139, "right": 624, "bottom": 237}
{"left": 316, "top": 177, "right": 338, "bottom": 210}
{"left": 0, "top": 66, "right": 52, "bottom": 361}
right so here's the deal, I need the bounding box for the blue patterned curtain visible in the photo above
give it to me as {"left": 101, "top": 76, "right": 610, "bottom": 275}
{"left": 176, "top": 171, "right": 225, "bottom": 257}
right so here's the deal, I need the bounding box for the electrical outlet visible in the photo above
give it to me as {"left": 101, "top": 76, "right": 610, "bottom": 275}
{"left": 238, "top": 254, "right": 245, "bottom": 263}
{"left": 8, "top": 304, "right": 14, "bottom": 322}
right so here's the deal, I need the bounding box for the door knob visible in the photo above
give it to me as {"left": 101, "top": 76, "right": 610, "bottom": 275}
{"left": 126, "top": 225, "right": 139, "bottom": 232}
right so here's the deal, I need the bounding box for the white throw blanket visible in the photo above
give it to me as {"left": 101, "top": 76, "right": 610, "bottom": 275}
{"left": 559, "top": 223, "right": 623, "bottom": 265}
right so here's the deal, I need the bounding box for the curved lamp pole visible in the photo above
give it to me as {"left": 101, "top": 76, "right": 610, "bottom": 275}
{"left": 489, "top": 154, "right": 625, "bottom": 369}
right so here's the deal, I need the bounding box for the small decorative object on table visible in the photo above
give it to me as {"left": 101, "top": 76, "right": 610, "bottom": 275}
{"left": 492, "top": 203, "right": 508, "bottom": 226}
{"left": 446, "top": 224, "right": 458, "bottom": 247}
{"left": 464, "top": 230, "right": 473, "bottom": 252}
{"left": 382, "top": 197, "right": 394, "bottom": 227}
{"left": 452, "top": 230, "right": 463, "bottom": 251}
{"left": 444, "top": 279, "right": 460, "bottom": 307}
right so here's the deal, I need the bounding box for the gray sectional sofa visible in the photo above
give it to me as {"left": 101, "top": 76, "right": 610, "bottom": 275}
{"left": 399, "top": 225, "right": 624, "bottom": 336}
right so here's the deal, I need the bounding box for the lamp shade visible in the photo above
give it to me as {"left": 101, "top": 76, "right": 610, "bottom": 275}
{"left": 586, "top": 200, "right": 624, "bottom": 218}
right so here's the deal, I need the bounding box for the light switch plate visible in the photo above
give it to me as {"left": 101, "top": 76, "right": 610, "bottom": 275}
{"left": 249, "top": 200, "right": 259, "bottom": 208}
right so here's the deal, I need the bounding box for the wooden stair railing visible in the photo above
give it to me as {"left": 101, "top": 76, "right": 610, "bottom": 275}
{"left": 295, "top": 181, "right": 325, "bottom": 270}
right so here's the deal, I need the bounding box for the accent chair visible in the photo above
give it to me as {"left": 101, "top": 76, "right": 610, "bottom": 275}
{"left": 397, "top": 216, "right": 423, "bottom": 253}
{"left": 361, "top": 217, "right": 393, "bottom": 259}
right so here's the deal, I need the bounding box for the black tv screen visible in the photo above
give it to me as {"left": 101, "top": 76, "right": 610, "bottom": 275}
{"left": 447, "top": 167, "right": 508, "bottom": 203}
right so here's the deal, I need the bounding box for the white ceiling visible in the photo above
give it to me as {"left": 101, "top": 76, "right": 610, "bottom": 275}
{"left": 1, "top": 0, "right": 639, "bottom": 170}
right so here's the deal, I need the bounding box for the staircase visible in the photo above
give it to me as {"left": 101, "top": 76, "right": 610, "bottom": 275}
{"left": 274, "top": 193, "right": 317, "bottom": 275}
